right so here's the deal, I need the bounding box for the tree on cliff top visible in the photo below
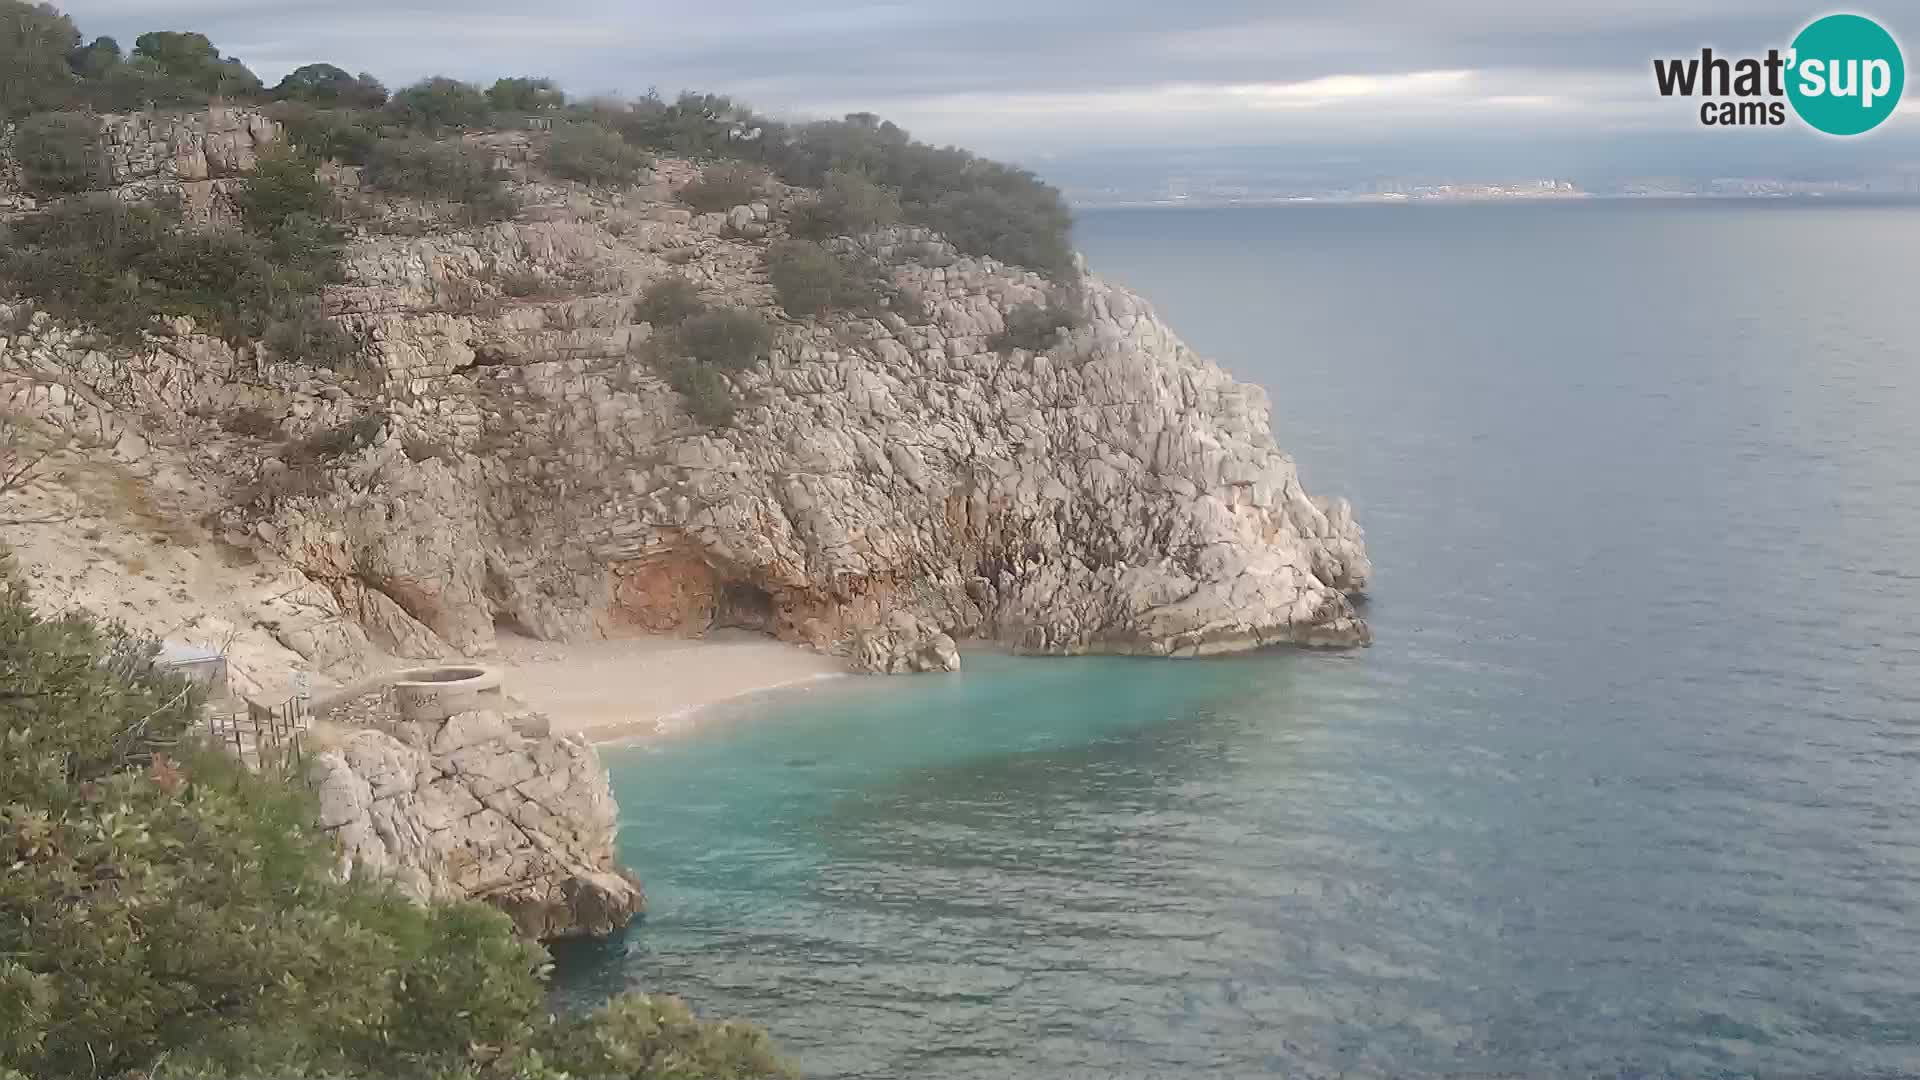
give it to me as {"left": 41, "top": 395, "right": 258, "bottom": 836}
{"left": 488, "top": 75, "right": 564, "bottom": 116}
{"left": 0, "top": 0, "right": 80, "bottom": 119}
{"left": 0, "top": 559, "right": 793, "bottom": 1080}
{"left": 130, "top": 31, "right": 262, "bottom": 99}
{"left": 388, "top": 75, "right": 491, "bottom": 132}
{"left": 273, "top": 62, "right": 387, "bottom": 109}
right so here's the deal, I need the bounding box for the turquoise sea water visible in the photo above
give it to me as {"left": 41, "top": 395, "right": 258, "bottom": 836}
{"left": 557, "top": 201, "right": 1920, "bottom": 1078}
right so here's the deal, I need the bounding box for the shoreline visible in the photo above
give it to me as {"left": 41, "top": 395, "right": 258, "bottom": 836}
{"left": 493, "top": 629, "right": 849, "bottom": 744}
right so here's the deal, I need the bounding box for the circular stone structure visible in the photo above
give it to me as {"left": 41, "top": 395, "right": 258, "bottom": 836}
{"left": 389, "top": 665, "right": 505, "bottom": 723}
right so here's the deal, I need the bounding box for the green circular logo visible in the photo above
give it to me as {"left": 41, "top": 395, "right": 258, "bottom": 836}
{"left": 1787, "top": 14, "right": 1905, "bottom": 135}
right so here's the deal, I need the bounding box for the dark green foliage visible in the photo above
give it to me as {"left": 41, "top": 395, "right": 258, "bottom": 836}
{"left": 766, "top": 239, "right": 886, "bottom": 318}
{"left": 769, "top": 114, "right": 1074, "bottom": 278}
{"left": 535, "top": 995, "right": 792, "bottom": 1079}
{"left": 635, "top": 274, "right": 704, "bottom": 327}
{"left": 272, "top": 63, "right": 386, "bottom": 108}
{"left": 0, "top": 569, "right": 793, "bottom": 1080}
{"left": 268, "top": 103, "right": 384, "bottom": 165}
{"left": 921, "top": 185, "right": 1075, "bottom": 281}
{"left": 387, "top": 76, "right": 490, "bottom": 132}
{"left": 64, "top": 33, "right": 118, "bottom": 79}
{"left": 233, "top": 146, "right": 334, "bottom": 233}
{"left": 0, "top": 150, "right": 345, "bottom": 351}
{"left": 262, "top": 304, "right": 361, "bottom": 368}
{"left": 677, "top": 161, "right": 764, "bottom": 213}
{"left": 545, "top": 120, "right": 649, "bottom": 186}
{"left": 562, "top": 98, "right": 1075, "bottom": 277}
{"left": 0, "top": 197, "right": 305, "bottom": 344}
{"left": 0, "top": 0, "right": 81, "bottom": 119}
{"left": 989, "top": 294, "right": 1085, "bottom": 354}
{"left": 4, "top": 0, "right": 1074, "bottom": 277}
{"left": 788, "top": 168, "right": 902, "bottom": 240}
{"left": 645, "top": 303, "right": 770, "bottom": 426}
{"left": 130, "top": 31, "right": 260, "bottom": 98}
{"left": 608, "top": 91, "right": 760, "bottom": 158}
{"left": 0, "top": 577, "right": 198, "bottom": 810}
{"left": 486, "top": 76, "right": 563, "bottom": 115}
{"left": 4, "top": 5, "right": 362, "bottom": 116}
{"left": 83, "top": 58, "right": 204, "bottom": 112}
{"left": 679, "top": 307, "right": 771, "bottom": 372}
{"left": 12, "top": 109, "right": 101, "bottom": 194}
{"left": 664, "top": 359, "right": 737, "bottom": 427}
{"left": 364, "top": 136, "right": 500, "bottom": 200}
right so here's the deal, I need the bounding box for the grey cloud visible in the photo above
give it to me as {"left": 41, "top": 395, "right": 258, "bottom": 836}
{"left": 48, "top": 0, "right": 1920, "bottom": 174}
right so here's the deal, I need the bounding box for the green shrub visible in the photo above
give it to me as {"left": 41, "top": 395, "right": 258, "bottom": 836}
{"left": 262, "top": 304, "right": 360, "bottom": 368}
{"left": 766, "top": 239, "right": 890, "bottom": 319}
{"left": 665, "top": 359, "right": 737, "bottom": 427}
{"left": 0, "top": 570, "right": 792, "bottom": 1080}
{"left": 0, "top": 194, "right": 336, "bottom": 345}
{"left": 0, "top": 0, "right": 82, "bottom": 118}
{"left": 766, "top": 240, "right": 838, "bottom": 317}
{"left": 386, "top": 76, "right": 489, "bottom": 132}
{"left": 486, "top": 76, "right": 563, "bottom": 115}
{"left": 545, "top": 121, "right": 648, "bottom": 186}
{"left": 533, "top": 995, "right": 792, "bottom": 1079}
{"left": 82, "top": 60, "right": 204, "bottom": 112}
{"left": 12, "top": 110, "right": 102, "bottom": 195}
{"left": 363, "top": 137, "right": 512, "bottom": 221}
{"left": 269, "top": 103, "right": 384, "bottom": 164}
{"left": 635, "top": 274, "right": 703, "bottom": 327}
{"left": 922, "top": 185, "right": 1075, "bottom": 281}
{"left": 766, "top": 113, "right": 1077, "bottom": 279}
{"left": 789, "top": 168, "right": 901, "bottom": 240}
{"left": 271, "top": 63, "right": 386, "bottom": 108}
{"left": 677, "top": 161, "right": 764, "bottom": 213}
{"left": 0, "top": 152, "right": 342, "bottom": 353}
{"left": 233, "top": 147, "right": 334, "bottom": 234}
{"left": 990, "top": 295, "right": 1084, "bottom": 354}
{"left": 130, "top": 31, "right": 261, "bottom": 98}
{"left": 608, "top": 91, "right": 759, "bottom": 158}
{"left": 678, "top": 307, "right": 770, "bottom": 372}
{"left": 1, "top": 138, "right": 345, "bottom": 350}
{"left": 66, "top": 34, "right": 120, "bottom": 80}
{"left": 0, "top": 576, "right": 199, "bottom": 810}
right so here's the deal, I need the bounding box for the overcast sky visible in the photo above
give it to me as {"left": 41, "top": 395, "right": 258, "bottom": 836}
{"left": 50, "top": 1, "right": 1920, "bottom": 177}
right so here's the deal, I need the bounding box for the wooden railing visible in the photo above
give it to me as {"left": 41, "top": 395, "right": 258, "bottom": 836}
{"left": 204, "top": 695, "right": 310, "bottom": 777}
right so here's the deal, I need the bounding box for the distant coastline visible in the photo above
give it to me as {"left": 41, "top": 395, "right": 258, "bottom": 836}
{"left": 1072, "top": 191, "right": 1920, "bottom": 210}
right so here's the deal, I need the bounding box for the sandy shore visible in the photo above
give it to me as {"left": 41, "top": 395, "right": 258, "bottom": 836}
{"left": 494, "top": 629, "right": 847, "bottom": 742}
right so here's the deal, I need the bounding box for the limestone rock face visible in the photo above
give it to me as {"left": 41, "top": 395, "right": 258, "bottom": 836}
{"left": 0, "top": 125, "right": 1371, "bottom": 682}
{"left": 256, "top": 211, "right": 1374, "bottom": 666}
{"left": 306, "top": 709, "right": 644, "bottom": 939}
{"left": 0, "top": 106, "right": 282, "bottom": 223}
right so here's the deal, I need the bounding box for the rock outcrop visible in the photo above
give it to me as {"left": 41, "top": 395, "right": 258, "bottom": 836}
{"left": 0, "top": 115, "right": 1371, "bottom": 691}
{"left": 1, "top": 105, "right": 281, "bottom": 221}
{"left": 306, "top": 705, "right": 643, "bottom": 939}
{"left": 0, "top": 109, "right": 1371, "bottom": 939}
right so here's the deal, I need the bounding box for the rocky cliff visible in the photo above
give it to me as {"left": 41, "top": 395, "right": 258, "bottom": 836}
{"left": 308, "top": 702, "right": 644, "bottom": 940}
{"left": 1, "top": 107, "right": 1370, "bottom": 683}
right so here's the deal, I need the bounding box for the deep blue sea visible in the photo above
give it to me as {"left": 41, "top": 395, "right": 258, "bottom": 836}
{"left": 556, "top": 201, "right": 1920, "bottom": 1079}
